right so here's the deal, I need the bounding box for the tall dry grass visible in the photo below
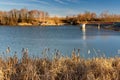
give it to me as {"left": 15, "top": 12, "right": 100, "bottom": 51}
{"left": 0, "top": 48, "right": 120, "bottom": 80}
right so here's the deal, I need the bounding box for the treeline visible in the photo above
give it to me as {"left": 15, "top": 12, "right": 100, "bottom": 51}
{"left": 64, "top": 11, "right": 120, "bottom": 24}
{"left": 0, "top": 8, "right": 49, "bottom": 25}
{"left": 1, "top": 9, "right": 120, "bottom": 25}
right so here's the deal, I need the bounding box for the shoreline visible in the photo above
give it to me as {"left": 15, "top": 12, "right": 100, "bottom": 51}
{"left": 0, "top": 23, "right": 120, "bottom": 31}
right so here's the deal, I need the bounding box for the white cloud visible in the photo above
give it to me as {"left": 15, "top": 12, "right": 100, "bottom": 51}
{"left": 66, "top": 0, "right": 84, "bottom": 3}
{"left": 30, "top": 0, "right": 49, "bottom": 5}
{"left": 54, "top": 0, "right": 67, "bottom": 4}
{"left": 66, "top": 0, "right": 77, "bottom": 2}
{"left": 0, "top": 1, "right": 30, "bottom": 6}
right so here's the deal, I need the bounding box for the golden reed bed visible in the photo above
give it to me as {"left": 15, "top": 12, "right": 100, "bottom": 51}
{"left": 0, "top": 49, "right": 120, "bottom": 80}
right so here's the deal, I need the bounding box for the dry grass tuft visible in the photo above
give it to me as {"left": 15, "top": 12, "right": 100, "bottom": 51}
{"left": 0, "top": 49, "right": 120, "bottom": 80}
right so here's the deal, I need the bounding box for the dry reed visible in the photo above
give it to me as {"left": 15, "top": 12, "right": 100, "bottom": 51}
{"left": 0, "top": 49, "right": 120, "bottom": 80}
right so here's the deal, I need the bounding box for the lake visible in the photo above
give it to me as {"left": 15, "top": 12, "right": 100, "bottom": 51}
{"left": 0, "top": 25, "right": 120, "bottom": 58}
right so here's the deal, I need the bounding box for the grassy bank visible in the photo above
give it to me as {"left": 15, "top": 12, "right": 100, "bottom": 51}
{"left": 0, "top": 50, "right": 120, "bottom": 80}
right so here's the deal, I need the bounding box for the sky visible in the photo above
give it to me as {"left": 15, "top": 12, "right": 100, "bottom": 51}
{"left": 0, "top": 0, "right": 120, "bottom": 17}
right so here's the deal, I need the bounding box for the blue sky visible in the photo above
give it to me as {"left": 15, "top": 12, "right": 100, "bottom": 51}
{"left": 0, "top": 0, "right": 120, "bottom": 16}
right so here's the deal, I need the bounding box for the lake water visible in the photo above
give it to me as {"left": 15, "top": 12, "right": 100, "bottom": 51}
{"left": 0, "top": 25, "right": 120, "bottom": 58}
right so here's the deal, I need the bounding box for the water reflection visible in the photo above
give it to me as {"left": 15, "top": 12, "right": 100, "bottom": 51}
{"left": 82, "top": 28, "right": 86, "bottom": 40}
{"left": 98, "top": 24, "right": 100, "bottom": 30}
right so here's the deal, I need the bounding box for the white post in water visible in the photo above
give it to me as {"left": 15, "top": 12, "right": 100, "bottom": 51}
{"left": 82, "top": 24, "right": 86, "bottom": 40}
{"left": 82, "top": 23, "right": 86, "bottom": 30}
{"left": 98, "top": 24, "right": 100, "bottom": 30}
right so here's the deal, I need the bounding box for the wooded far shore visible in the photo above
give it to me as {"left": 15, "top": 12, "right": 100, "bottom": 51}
{"left": 1, "top": 8, "right": 120, "bottom": 26}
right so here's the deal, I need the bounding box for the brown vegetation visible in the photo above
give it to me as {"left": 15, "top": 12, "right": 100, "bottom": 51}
{"left": 0, "top": 49, "right": 120, "bottom": 80}
{"left": 0, "top": 8, "right": 49, "bottom": 25}
{"left": 1, "top": 9, "right": 120, "bottom": 26}
{"left": 65, "top": 11, "right": 120, "bottom": 25}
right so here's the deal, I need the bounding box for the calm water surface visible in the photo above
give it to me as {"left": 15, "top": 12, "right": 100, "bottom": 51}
{"left": 0, "top": 25, "right": 120, "bottom": 58}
